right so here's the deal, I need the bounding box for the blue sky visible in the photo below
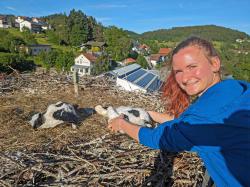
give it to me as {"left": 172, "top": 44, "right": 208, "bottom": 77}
{"left": 1, "top": 0, "right": 250, "bottom": 34}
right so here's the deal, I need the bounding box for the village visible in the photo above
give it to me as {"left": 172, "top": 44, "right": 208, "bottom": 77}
{"left": 0, "top": 15, "right": 175, "bottom": 94}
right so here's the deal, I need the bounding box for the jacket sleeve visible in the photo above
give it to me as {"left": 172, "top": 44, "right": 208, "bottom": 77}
{"left": 138, "top": 116, "right": 226, "bottom": 152}
{"left": 139, "top": 119, "right": 194, "bottom": 152}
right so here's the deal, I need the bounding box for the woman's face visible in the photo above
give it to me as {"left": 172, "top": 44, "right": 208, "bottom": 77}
{"left": 172, "top": 46, "right": 220, "bottom": 96}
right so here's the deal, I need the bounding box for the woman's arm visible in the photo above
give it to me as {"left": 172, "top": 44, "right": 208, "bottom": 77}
{"left": 108, "top": 115, "right": 141, "bottom": 142}
{"left": 147, "top": 111, "right": 174, "bottom": 123}
{"left": 107, "top": 111, "right": 174, "bottom": 141}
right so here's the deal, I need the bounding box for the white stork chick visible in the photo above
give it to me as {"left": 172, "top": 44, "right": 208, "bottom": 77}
{"left": 29, "top": 101, "right": 94, "bottom": 129}
{"left": 95, "top": 105, "right": 152, "bottom": 133}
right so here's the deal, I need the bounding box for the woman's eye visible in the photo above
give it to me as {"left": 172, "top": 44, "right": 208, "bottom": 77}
{"left": 189, "top": 65, "right": 197, "bottom": 69}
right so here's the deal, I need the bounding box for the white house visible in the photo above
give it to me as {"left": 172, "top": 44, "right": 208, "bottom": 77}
{"left": 0, "top": 16, "right": 11, "bottom": 28}
{"left": 25, "top": 44, "right": 51, "bottom": 55}
{"left": 71, "top": 53, "right": 97, "bottom": 76}
{"left": 20, "top": 20, "right": 42, "bottom": 33}
{"left": 14, "top": 16, "right": 26, "bottom": 28}
{"left": 15, "top": 16, "right": 25, "bottom": 23}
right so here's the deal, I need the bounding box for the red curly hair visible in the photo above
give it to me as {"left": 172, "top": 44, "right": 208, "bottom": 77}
{"left": 161, "top": 71, "right": 190, "bottom": 118}
{"left": 161, "top": 36, "right": 220, "bottom": 118}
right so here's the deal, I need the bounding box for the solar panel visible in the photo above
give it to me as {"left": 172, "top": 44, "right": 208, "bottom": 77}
{"left": 136, "top": 73, "right": 155, "bottom": 88}
{"left": 125, "top": 69, "right": 147, "bottom": 82}
{"left": 147, "top": 78, "right": 162, "bottom": 92}
{"left": 113, "top": 64, "right": 141, "bottom": 77}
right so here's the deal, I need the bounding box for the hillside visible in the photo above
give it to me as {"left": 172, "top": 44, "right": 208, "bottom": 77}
{"left": 140, "top": 25, "right": 249, "bottom": 42}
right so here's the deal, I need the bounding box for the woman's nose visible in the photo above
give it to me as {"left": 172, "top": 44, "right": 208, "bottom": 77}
{"left": 182, "top": 71, "right": 191, "bottom": 84}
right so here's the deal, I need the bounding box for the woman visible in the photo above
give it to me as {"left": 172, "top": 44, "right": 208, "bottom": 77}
{"left": 108, "top": 36, "right": 250, "bottom": 186}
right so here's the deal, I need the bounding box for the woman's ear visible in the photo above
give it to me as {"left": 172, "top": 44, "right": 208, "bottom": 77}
{"left": 211, "top": 56, "right": 221, "bottom": 73}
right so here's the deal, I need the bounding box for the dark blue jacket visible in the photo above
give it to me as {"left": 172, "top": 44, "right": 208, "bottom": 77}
{"left": 139, "top": 80, "right": 250, "bottom": 187}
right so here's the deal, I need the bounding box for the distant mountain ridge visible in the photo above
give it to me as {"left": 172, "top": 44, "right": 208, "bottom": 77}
{"left": 1, "top": 13, "right": 248, "bottom": 42}
{"left": 125, "top": 25, "right": 249, "bottom": 42}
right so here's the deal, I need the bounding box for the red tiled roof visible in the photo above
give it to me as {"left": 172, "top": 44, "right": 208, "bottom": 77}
{"left": 158, "top": 48, "right": 171, "bottom": 55}
{"left": 123, "top": 58, "right": 136, "bottom": 64}
{"left": 139, "top": 44, "right": 149, "bottom": 49}
{"left": 77, "top": 53, "right": 97, "bottom": 62}
{"left": 150, "top": 54, "right": 161, "bottom": 61}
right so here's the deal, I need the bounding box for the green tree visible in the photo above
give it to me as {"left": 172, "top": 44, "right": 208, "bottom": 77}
{"left": 104, "top": 26, "right": 132, "bottom": 61}
{"left": 21, "top": 28, "right": 37, "bottom": 45}
{"left": 55, "top": 51, "right": 74, "bottom": 71}
{"left": 67, "top": 9, "right": 89, "bottom": 46}
{"left": 35, "top": 50, "right": 57, "bottom": 70}
{"left": 92, "top": 54, "right": 111, "bottom": 75}
{"left": 136, "top": 54, "right": 149, "bottom": 69}
{"left": 0, "top": 52, "right": 33, "bottom": 72}
{"left": 128, "top": 50, "right": 138, "bottom": 59}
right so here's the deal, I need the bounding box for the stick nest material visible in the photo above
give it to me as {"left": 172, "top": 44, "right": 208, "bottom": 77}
{"left": 0, "top": 70, "right": 204, "bottom": 186}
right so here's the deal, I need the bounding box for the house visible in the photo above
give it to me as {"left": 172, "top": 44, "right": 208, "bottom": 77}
{"left": 15, "top": 16, "right": 50, "bottom": 31}
{"left": 150, "top": 48, "right": 172, "bottom": 67}
{"left": 71, "top": 53, "right": 97, "bottom": 76}
{"left": 79, "top": 41, "right": 107, "bottom": 52}
{"left": 106, "top": 64, "right": 162, "bottom": 93}
{"left": 138, "top": 44, "right": 150, "bottom": 54}
{"left": 150, "top": 54, "right": 162, "bottom": 67}
{"left": 0, "top": 16, "right": 11, "bottom": 28}
{"left": 132, "top": 43, "right": 150, "bottom": 55}
{"left": 25, "top": 44, "right": 51, "bottom": 55}
{"left": 158, "top": 48, "right": 171, "bottom": 61}
{"left": 20, "top": 20, "right": 42, "bottom": 33}
{"left": 14, "top": 16, "right": 26, "bottom": 28}
{"left": 41, "top": 24, "right": 51, "bottom": 30}
{"left": 32, "top": 17, "right": 51, "bottom": 30}
{"left": 122, "top": 58, "right": 136, "bottom": 66}
{"left": 159, "top": 48, "right": 171, "bottom": 55}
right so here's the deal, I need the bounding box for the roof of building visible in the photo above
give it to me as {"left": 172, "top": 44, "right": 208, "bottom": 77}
{"left": 77, "top": 53, "right": 97, "bottom": 62}
{"left": 123, "top": 58, "right": 136, "bottom": 64}
{"left": 110, "top": 63, "right": 141, "bottom": 77}
{"left": 108, "top": 64, "right": 162, "bottom": 92}
{"left": 122, "top": 69, "right": 162, "bottom": 92}
{"left": 158, "top": 48, "right": 172, "bottom": 55}
{"left": 139, "top": 44, "right": 150, "bottom": 49}
{"left": 150, "top": 54, "right": 162, "bottom": 61}
{"left": 0, "top": 16, "right": 7, "bottom": 20}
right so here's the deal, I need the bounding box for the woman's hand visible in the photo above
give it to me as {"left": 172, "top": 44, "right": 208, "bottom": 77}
{"left": 108, "top": 114, "right": 141, "bottom": 142}
{"left": 108, "top": 115, "right": 125, "bottom": 133}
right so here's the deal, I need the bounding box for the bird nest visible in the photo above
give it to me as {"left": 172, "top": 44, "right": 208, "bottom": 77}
{"left": 0, "top": 71, "right": 204, "bottom": 186}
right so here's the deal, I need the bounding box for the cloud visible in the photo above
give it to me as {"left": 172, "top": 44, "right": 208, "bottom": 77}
{"left": 89, "top": 4, "right": 128, "bottom": 9}
{"left": 6, "top": 6, "right": 16, "bottom": 11}
{"left": 96, "top": 17, "right": 112, "bottom": 22}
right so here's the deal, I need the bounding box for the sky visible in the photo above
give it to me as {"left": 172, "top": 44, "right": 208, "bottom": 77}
{"left": 0, "top": 0, "right": 250, "bottom": 35}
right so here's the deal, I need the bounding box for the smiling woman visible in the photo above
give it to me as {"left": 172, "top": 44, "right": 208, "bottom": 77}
{"left": 107, "top": 36, "right": 250, "bottom": 187}
{"left": 172, "top": 45, "right": 220, "bottom": 96}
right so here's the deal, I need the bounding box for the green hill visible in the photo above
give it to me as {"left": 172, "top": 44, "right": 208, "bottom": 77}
{"left": 140, "top": 25, "right": 249, "bottom": 42}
